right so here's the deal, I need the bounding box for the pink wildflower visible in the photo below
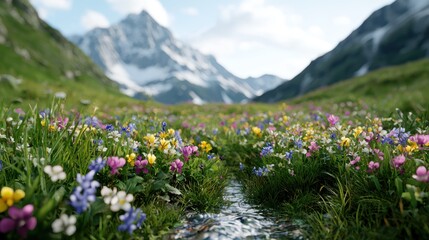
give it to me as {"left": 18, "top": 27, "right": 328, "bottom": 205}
{"left": 107, "top": 156, "right": 126, "bottom": 175}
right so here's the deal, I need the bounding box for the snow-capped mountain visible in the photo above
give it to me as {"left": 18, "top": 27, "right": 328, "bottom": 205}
{"left": 255, "top": 0, "right": 429, "bottom": 102}
{"left": 71, "top": 11, "right": 286, "bottom": 104}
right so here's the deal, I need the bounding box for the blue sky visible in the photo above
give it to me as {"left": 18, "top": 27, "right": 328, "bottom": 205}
{"left": 30, "top": 0, "right": 395, "bottom": 79}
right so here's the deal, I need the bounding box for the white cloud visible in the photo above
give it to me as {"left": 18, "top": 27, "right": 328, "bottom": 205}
{"left": 30, "top": 0, "right": 72, "bottom": 10}
{"left": 191, "top": 0, "right": 332, "bottom": 78}
{"left": 181, "top": 7, "right": 199, "bottom": 16}
{"left": 81, "top": 10, "right": 110, "bottom": 31}
{"left": 106, "top": 0, "right": 170, "bottom": 27}
{"left": 333, "top": 16, "right": 352, "bottom": 26}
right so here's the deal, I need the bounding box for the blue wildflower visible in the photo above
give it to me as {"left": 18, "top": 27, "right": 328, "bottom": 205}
{"left": 69, "top": 170, "right": 100, "bottom": 214}
{"left": 84, "top": 116, "right": 101, "bottom": 128}
{"left": 285, "top": 151, "right": 293, "bottom": 160}
{"left": 161, "top": 122, "right": 167, "bottom": 132}
{"left": 207, "top": 153, "right": 215, "bottom": 160}
{"left": 330, "top": 133, "right": 336, "bottom": 140}
{"left": 174, "top": 131, "right": 183, "bottom": 148}
{"left": 239, "top": 162, "right": 244, "bottom": 171}
{"left": 118, "top": 207, "right": 146, "bottom": 234}
{"left": 295, "top": 140, "right": 303, "bottom": 149}
{"left": 253, "top": 166, "right": 269, "bottom": 176}
{"left": 88, "top": 157, "right": 106, "bottom": 173}
{"left": 105, "top": 124, "right": 114, "bottom": 131}
{"left": 260, "top": 142, "right": 274, "bottom": 157}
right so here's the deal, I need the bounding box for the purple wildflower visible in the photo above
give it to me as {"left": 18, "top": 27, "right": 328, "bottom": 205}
{"left": 367, "top": 161, "right": 380, "bottom": 173}
{"left": 392, "top": 155, "right": 406, "bottom": 169}
{"left": 0, "top": 204, "right": 37, "bottom": 237}
{"left": 181, "top": 146, "right": 198, "bottom": 162}
{"left": 170, "top": 159, "right": 184, "bottom": 174}
{"left": 413, "top": 166, "right": 429, "bottom": 182}
{"left": 135, "top": 156, "right": 149, "bottom": 174}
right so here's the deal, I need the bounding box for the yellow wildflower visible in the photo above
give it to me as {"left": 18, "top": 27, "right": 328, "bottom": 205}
{"left": 168, "top": 128, "right": 175, "bottom": 136}
{"left": 147, "top": 153, "right": 156, "bottom": 165}
{"left": 41, "top": 119, "right": 46, "bottom": 127}
{"left": 252, "top": 127, "right": 262, "bottom": 138}
{"left": 0, "top": 187, "right": 25, "bottom": 213}
{"left": 353, "top": 127, "right": 363, "bottom": 138}
{"left": 158, "top": 138, "right": 171, "bottom": 152}
{"left": 340, "top": 137, "right": 351, "bottom": 147}
{"left": 144, "top": 134, "right": 157, "bottom": 148}
{"left": 126, "top": 153, "right": 136, "bottom": 167}
{"left": 199, "top": 141, "right": 213, "bottom": 153}
{"left": 159, "top": 132, "right": 169, "bottom": 139}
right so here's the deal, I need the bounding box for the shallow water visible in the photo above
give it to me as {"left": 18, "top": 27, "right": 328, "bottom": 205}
{"left": 167, "top": 179, "right": 304, "bottom": 239}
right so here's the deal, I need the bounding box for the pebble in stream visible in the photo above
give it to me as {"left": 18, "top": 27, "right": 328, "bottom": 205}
{"left": 167, "top": 180, "right": 304, "bottom": 239}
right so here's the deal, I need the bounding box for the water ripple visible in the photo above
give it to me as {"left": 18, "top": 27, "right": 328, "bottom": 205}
{"left": 167, "top": 179, "right": 304, "bottom": 239}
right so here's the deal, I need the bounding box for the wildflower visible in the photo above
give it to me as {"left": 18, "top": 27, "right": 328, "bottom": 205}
{"left": 88, "top": 157, "right": 106, "bottom": 173}
{"left": 51, "top": 214, "right": 77, "bottom": 236}
{"left": 239, "top": 163, "right": 244, "bottom": 171}
{"left": 118, "top": 207, "right": 146, "bottom": 234}
{"left": 373, "top": 149, "right": 384, "bottom": 161}
{"left": 170, "top": 159, "right": 184, "bottom": 174}
{"left": 110, "top": 191, "right": 134, "bottom": 212}
{"left": 367, "top": 161, "right": 380, "bottom": 172}
{"left": 340, "top": 137, "right": 351, "bottom": 147}
{"left": 158, "top": 139, "right": 171, "bottom": 153}
{"left": 260, "top": 142, "right": 274, "bottom": 157}
{"left": 412, "top": 166, "right": 429, "bottom": 182}
{"left": 285, "top": 151, "right": 293, "bottom": 160}
{"left": 161, "top": 121, "right": 167, "bottom": 132}
{"left": 0, "top": 204, "right": 37, "bottom": 237}
{"left": 44, "top": 165, "right": 67, "bottom": 182}
{"left": 392, "top": 155, "right": 406, "bottom": 169}
{"left": 199, "top": 141, "right": 212, "bottom": 153}
{"left": 69, "top": 171, "right": 100, "bottom": 214}
{"left": 105, "top": 124, "right": 114, "bottom": 131}
{"left": 252, "top": 127, "right": 262, "bottom": 137}
{"left": 0, "top": 160, "right": 2, "bottom": 171}
{"left": 353, "top": 127, "right": 363, "bottom": 138}
{"left": 181, "top": 146, "right": 198, "bottom": 162}
{"left": 409, "top": 134, "right": 429, "bottom": 147}
{"left": 147, "top": 153, "right": 156, "bottom": 166}
{"left": 107, "top": 157, "right": 126, "bottom": 175}
{"left": 144, "top": 134, "right": 157, "bottom": 148}
{"left": 327, "top": 114, "right": 339, "bottom": 126}
{"left": 174, "top": 131, "right": 183, "bottom": 148}
{"left": 295, "top": 140, "right": 303, "bottom": 149}
{"left": 126, "top": 153, "right": 137, "bottom": 167}
{"left": 207, "top": 153, "right": 215, "bottom": 160}
{"left": 0, "top": 187, "right": 25, "bottom": 213}
{"left": 135, "top": 156, "right": 149, "bottom": 174}
{"left": 101, "top": 186, "right": 118, "bottom": 205}
{"left": 349, "top": 156, "right": 359, "bottom": 165}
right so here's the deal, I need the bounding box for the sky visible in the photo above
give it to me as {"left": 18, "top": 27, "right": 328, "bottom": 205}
{"left": 30, "top": 0, "right": 395, "bottom": 79}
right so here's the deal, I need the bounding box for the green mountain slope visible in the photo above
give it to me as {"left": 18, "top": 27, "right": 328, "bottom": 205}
{"left": 289, "top": 59, "right": 429, "bottom": 113}
{"left": 0, "top": 0, "right": 137, "bottom": 107}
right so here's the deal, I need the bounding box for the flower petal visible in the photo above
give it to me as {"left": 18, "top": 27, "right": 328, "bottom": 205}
{"left": 0, "top": 218, "right": 16, "bottom": 233}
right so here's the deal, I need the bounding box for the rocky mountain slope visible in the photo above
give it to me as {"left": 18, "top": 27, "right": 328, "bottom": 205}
{"left": 255, "top": 0, "right": 429, "bottom": 102}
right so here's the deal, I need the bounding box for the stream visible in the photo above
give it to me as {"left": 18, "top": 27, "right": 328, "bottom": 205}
{"left": 167, "top": 178, "right": 304, "bottom": 239}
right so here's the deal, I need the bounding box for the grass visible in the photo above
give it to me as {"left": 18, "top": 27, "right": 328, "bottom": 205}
{"left": 290, "top": 59, "right": 429, "bottom": 114}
